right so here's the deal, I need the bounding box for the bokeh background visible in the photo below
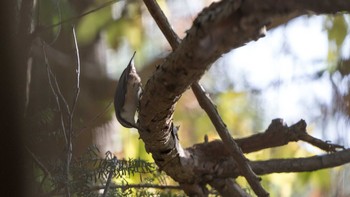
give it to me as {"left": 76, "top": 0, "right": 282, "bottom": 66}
{"left": 24, "top": 0, "right": 350, "bottom": 196}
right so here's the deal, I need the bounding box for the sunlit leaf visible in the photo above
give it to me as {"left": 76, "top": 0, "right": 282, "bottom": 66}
{"left": 326, "top": 15, "right": 348, "bottom": 48}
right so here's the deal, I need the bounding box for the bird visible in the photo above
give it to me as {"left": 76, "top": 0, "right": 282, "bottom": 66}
{"left": 114, "top": 52, "right": 142, "bottom": 129}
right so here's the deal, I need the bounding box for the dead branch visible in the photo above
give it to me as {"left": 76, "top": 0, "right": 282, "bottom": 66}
{"left": 138, "top": 0, "right": 350, "bottom": 196}
{"left": 43, "top": 41, "right": 71, "bottom": 196}
{"left": 42, "top": 41, "right": 69, "bottom": 144}
{"left": 186, "top": 120, "right": 349, "bottom": 178}
{"left": 251, "top": 149, "right": 350, "bottom": 175}
{"left": 40, "top": 26, "right": 81, "bottom": 197}
{"left": 236, "top": 119, "right": 344, "bottom": 153}
{"left": 210, "top": 149, "right": 350, "bottom": 178}
{"left": 191, "top": 83, "right": 266, "bottom": 196}
{"left": 143, "top": 0, "right": 266, "bottom": 195}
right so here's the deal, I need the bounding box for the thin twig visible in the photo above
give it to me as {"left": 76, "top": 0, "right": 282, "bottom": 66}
{"left": 143, "top": 0, "right": 268, "bottom": 196}
{"left": 69, "top": 26, "right": 81, "bottom": 141}
{"left": 192, "top": 83, "right": 268, "bottom": 196}
{"left": 25, "top": 146, "right": 52, "bottom": 187}
{"left": 41, "top": 27, "right": 81, "bottom": 196}
{"left": 64, "top": 27, "right": 81, "bottom": 197}
{"left": 75, "top": 101, "right": 113, "bottom": 137}
{"left": 42, "top": 40, "right": 68, "bottom": 144}
{"left": 24, "top": 58, "right": 33, "bottom": 116}
{"left": 42, "top": 40, "right": 71, "bottom": 196}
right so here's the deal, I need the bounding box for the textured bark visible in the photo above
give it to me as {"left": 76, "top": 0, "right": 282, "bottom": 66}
{"left": 209, "top": 178, "right": 251, "bottom": 197}
{"left": 137, "top": 0, "right": 350, "bottom": 196}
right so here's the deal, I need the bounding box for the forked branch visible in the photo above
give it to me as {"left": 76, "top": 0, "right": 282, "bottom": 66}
{"left": 138, "top": 0, "right": 350, "bottom": 196}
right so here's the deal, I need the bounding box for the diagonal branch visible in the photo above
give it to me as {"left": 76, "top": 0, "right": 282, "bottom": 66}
{"left": 139, "top": 0, "right": 350, "bottom": 196}
{"left": 25, "top": 146, "right": 52, "bottom": 187}
{"left": 143, "top": 0, "right": 180, "bottom": 49}
{"left": 192, "top": 83, "right": 267, "bottom": 196}
{"left": 143, "top": 0, "right": 267, "bottom": 196}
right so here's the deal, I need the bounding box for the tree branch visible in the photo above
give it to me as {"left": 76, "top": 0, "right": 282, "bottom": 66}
{"left": 211, "top": 148, "right": 350, "bottom": 178}
{"left": 186, "top": 120, "right": 349, "bottom": 179}
{"left": 241, "top": 0, "right": 350, "bottom": 15}
{"left": 143, "top": 0, "right": 180, "bottom": 49}
{"left": 25, "top": 146, "right": 52, "bottom": 187}
{"left": 143, "top": 0, "right": 268, "bottom": 196}
{"left": 139, "top": 0, "right": 350, "bottom": 196}
{"left": 251, "top": 149, "right": 350, "bottom": 175}
{"left": 188, "top": 138, "right": 350, "bottom": 180}
{"left": 209, "top": 178, "right": 250, "bottom": 197}
{"left": 236, "top": 119, "right": 344, "bottom": 153}
{"left": 192, "top": 83, "right": 267, "bottom": 196}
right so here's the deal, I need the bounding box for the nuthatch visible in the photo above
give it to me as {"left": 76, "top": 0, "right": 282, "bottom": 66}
{"left": 114, "top": 52, "right": 142, "bottom": 129}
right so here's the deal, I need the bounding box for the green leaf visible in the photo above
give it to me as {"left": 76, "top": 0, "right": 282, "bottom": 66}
{"left": 326, "top": 15, "right": 348, "bottom": 48}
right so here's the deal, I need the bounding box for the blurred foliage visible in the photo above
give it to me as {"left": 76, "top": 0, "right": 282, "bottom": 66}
{"left": 324, "top": 14, "right": 349, "bottom": 71}
{"left": 326, "top": 15, "right": 348, "bottom": 48}
{"left": 323, "top": 14, "right": 350, "bottom": 127}
{"left": 36, "top": 0, "right": 76, "bottom": 42}
{"left": 215, "top": 91, "right": 260, "bottom": 137}
{"left": 77, "top": 4, "right": 113, "bottom": 46}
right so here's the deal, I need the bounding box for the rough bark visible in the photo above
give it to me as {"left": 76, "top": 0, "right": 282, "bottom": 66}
{"left": 137, "top": 0, "right": 350, "bottom": 196}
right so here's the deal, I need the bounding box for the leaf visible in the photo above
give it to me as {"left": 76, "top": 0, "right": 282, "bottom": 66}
{"left": 326, "top": 15, "right": 348, "bottom": 48}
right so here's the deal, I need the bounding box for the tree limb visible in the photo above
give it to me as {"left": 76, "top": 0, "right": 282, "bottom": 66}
{"left": 251, "top": 149, "right": 350, "bottom": 175}
{"left": 188, "top": 139, "right": 350, "bottom": 180}
{"left": 191, "top": 83, "right": 267, "bottom": 196}
{"left": 138, "top": 0, "right": 350, "bottom": 196}
{"left": 143, "top": 0, "right": 267, "bottom": 195}
{"left": 236, "top": 119, "right": 344, "bottom": 153}
{"left": 186, "top": 119, "right": 349, "bottom": 178}
{"left": 209, "top": 178, "right": 250, "bottom": 197}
